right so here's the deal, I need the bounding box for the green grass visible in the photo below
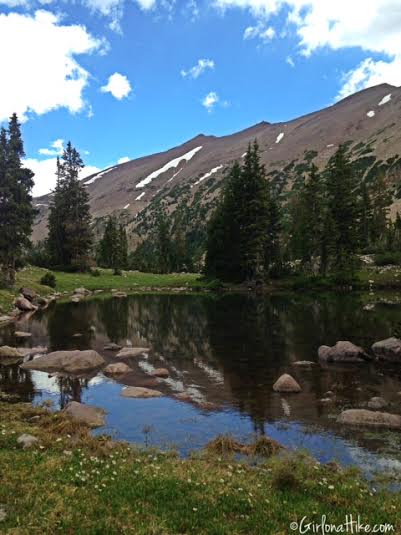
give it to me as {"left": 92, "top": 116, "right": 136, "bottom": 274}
{"left": 0, "top": 402, "right": 400, "bottom": 534}
{"left": 0, "top": 266, "right": 204, "bottom": 314}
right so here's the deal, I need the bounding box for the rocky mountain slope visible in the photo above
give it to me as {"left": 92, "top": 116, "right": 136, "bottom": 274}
{"left": 32, "top": 83, "right": 401, "bottom": 252}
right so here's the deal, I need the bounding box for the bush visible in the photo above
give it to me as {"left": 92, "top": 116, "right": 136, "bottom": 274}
{"left": 40, "top": 272, "right": 56, "bottom": 288}
{"left": 374, "top": 252, "right": 401, "bottom": 266}
{"left": 91, "top": 268, "right": 101, "bottom": 277}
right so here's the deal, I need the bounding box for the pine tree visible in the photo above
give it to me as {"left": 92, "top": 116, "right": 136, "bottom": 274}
{"left": 155, "top": 209, "right": 172, "bottom": 274}
{"left": 0, "top": 114, "right": 35, "bottom": 287}
{"left": 369, "top": 173, "right": 392, "bottom": 247}
{"left": 47, "top": 142, "right": 93, "bottom": 270}
{"left": 117, "top": 224, "right": 128, "bottom": 270}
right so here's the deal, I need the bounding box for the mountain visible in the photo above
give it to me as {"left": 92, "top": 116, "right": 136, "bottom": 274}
{"left": 32, "top": 83, "right": 401, "bottom": 256}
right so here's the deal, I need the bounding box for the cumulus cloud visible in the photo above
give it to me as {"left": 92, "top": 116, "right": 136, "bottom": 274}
{"left": 202, "top": 91, "right": 219, "bottom": 112}
{"left": 213, "top": 0, "right": 401, "bottom": 96}
{"left": 0, "top": 10, "right": 104, "bottom": 123}
{"left": 181, "top": 58, "right": 215, "bottom": 79}
{"left": 25, "top": 156, "right": 101, "bottom": 197}
{"left": 243, "top": 24, "right": 275, "bottom": 41}
{"left": 82, "top": 0, "right": 156, "bottom": 31}
{"left": 38, "top": 138, "right": 64, "bottom": 157}
{"left": 101, "top": 72, "right": 132, "bottom": 100}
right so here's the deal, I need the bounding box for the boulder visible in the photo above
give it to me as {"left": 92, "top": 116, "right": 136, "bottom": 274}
{"left": 318, "top": 341, "right": 370, "bottom": 363}
{"left": 14, "top": 331, "right": 32, "bottom": 338}
{"left": 104, "top": 343, "right": 122, "bottom": 351}
{"left": 116, "top": 347, "right": 149, "bottom": 359}
{"left": 74, "top": 287, "right": 90, "bottom": 296}
{"left": 113, "top": 292, "right": 127, "bottom": 298}
{"left": 367, "top": 397, "right": 388, "bottom": 410}
{"left": 64, "top": 401, "right": 105, "bottom": 427}
{"left": 103, "top": 362, "right": 131, "bottom": 375}
{"left": 17, "top": 434, "right": 38, "bottom": 449}
{"left": 292, "top": 361, "right": 317, "bottom": 367}
{"left": 151, "top": 368, "right": 169, "bottom": 378}
{"left": 19, "top": 287, "right": 37, "bottom": 302}
{"left": 337, "top": 409, "right": 401, "bottom": 429}
{"left": 121, "top": 386, "right": 163, "bottom": 398}
{"left": 0, "top": 346, "right": 24, "bottom": 360}
{"left": 18, "top": 346, "right": 48, "bottom": 358}
{"left": 272, "top": 374, "right": 301, "bottom": 393}
{"left": 371, "top": 337, "right": 401, "bottom": 362}
{"left": 20, "top": 349, "right": 105, "bottom": 374}
{"left": 15, "top": 296, "right": 37, "bottom": 312}
{"left": 71, "top": 297, "right": 81, "bottom": 304}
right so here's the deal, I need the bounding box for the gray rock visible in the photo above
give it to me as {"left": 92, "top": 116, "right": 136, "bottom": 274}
{"left": 318, "top": 341, "right": 370, "bottom": 363}
{"left": 17, "top": 433, "right": 39, "bottom": 449}
{"left": 19, "top": 287, "right": 37, "bottom": 302}
{"left": 64, "top": 401, "right": 105, "bottom": 428}
{"left": 116, "top": 347, "right": 150, "bottom": 359}
{"left": 151, "top": 368, "right": 169, "bottom": 378}
{"left": 0, "top": 346, "right": 24, "bottom": 359}
{"left": 103, "top": 362, "right": 131, "bottom": 375}
{"left": 18, "top": 346, "right": 48, "bottom": 358}
{"left": 15, "top": 296, "right": 37, "bottom": 312}
{"left": 14, "top": 331, "right": 32, "bottom": 338}
{"left": 113, "top": 292, "right": 127, "bottom": 298}
{"left": 272, "top": 374, "right": 301, "bottom": 393}
{"left": 104, "top": 343, "right": 122, "bottom": 351}
{"left": 121, "top": 386, "right": 163, "bottom": 398}
{"left": 74, "top": 287, "right": 90, "bottom": 296}
{"left": 71, "top": 297, "right": 81, "bottom": 303}
{"left": 372, "top": 337, "right": 401, "bottom": 362}
{"left": 20, "top": 349, "right": 105, "bottom": 374}
{"left": 367, "top": 397, "right": 388, "bottom": 410}
{"left": 337, "top": 409, "right": 401, "bottom": 429}
{"left": 292, "top": 360, "right": 317, "bottom": 367}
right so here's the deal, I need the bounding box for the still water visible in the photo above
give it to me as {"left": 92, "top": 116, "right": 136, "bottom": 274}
{"left": 1, "top": 292, "right": 401, "bottom": 477}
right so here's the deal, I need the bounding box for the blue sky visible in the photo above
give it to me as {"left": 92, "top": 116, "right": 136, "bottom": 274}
{"left": 0, "top": 0, "right": 400, "bottom": 195}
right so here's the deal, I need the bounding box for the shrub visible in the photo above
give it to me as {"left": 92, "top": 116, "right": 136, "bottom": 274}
{"left": 40, "top": 272, "right": 56, "bottom": 288}
{"left": 91, "top": 268, "right": 101, "bottom": 277}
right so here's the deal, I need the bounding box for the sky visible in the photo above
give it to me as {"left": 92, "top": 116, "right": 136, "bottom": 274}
{"left": 0, "top": 0, "right": 400, "bottom": 196}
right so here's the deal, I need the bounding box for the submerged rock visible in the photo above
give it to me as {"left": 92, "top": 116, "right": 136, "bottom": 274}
{"left": 64, "top": 401, "right": 106, "bottom": 427}
{"left": 318, "top": 341, "right": 370, "bottom": 363}
{"left": 17, "top": 434, "right": 39, "bottom": 449}
{"left": 103, "top": 362, "right": 131, "bottom": 375}
{"left": 337, "top": 409, "right": 401, "bottom": 429}
{"left": 272, "top": 374, "right": 301, "bottom": 393}
{"left": 371, "top": 337, "right": 401, "bottom": 362}
{"left": 367, "top": 397, "right": 388, "bottom": 410}
{"left": 116, "top": 347, "right": 150, "bottom": 359}
{"left": 20, "top": 349, "right": 105, "bottom": 374}
{"left": 121, "top": 386, "right": 163, "bottom": 398}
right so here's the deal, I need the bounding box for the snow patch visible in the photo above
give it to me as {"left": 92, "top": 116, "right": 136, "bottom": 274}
{"left": 241, "top": 152, "right": 247, "bottom": 158}
{"left": 84, "top": 166, "right": 116, "bottom": 185}
{"left": 193, "top": 165, "right": 223, "bottom": 186}
{"left": 275, "top": 132, "right": 284, "bottom": 144}
{"left": 135, "top": 192, "right": 145, "bottom": 201}
{"left": 366, "top": 110, "right": 375, "bottom": 118}
{"left": 326, "top": 144, "right": 334, "bottom": 148}
{"left": 123, "top": 203, "right": 130, "bottom": 209}
{"left": 378, "top": 93, "right": 391, "bottom": 106}
{"left": 136, "top": 146, "right": 203, "bottom": 189}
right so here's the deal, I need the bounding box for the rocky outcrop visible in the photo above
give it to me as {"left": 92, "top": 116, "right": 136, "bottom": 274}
{"left": 318, "top": 341, "right": 370, "bottom": 363}
{"left": 103, "top": 362, "right": 131, "bottom": 375}
{"left": 64, "top": 401, "right": 105, "bottom": 427}
{"left": 19, "top": 287, "right": 37, "bottom": 302}
{"left": 116, "top": 347, "right": 150, "bottom": 359}
{"left": 371, "top": 337, "right": 401, "bottom": 362}
{"left": 367, "top": 397, "right": 388, "bottom": 410}
{"left": 272, "top": 374, "right": 301, "bottom": 393}
{"left": 20, "top": 349, "right": 105, "bottom": 374}
{"left": 337, "top": 409, "right": 401, "bottom": 429}
{"left": 15, "top": 296, "right": 37, "bottom": 312}
{"left": 121, "top": 386, "right": 163, "bottom": 398}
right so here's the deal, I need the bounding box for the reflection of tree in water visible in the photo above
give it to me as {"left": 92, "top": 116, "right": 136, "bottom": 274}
{"left": 46, "top": 301, "right": 96, "bottom": 350}
{"left": 98, "top": 298, "right": 128, "bottom": 343}
{"left": 57, "top": 376, "right": 89, "bottom": 409}
{"left": 0, "top": 364, "right": 35, "bottom": 401}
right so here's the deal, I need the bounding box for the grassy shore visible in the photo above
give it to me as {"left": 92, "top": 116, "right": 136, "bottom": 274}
{"left": 0, "top": 402, "right": 400, "bottom": 534}
{"left": 0, "top": 266, "right": 203, "bottom": 314}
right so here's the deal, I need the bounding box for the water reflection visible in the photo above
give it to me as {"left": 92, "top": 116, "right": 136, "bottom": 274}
{"left": 1, "top": 292, "right": 401, "bottom": 467}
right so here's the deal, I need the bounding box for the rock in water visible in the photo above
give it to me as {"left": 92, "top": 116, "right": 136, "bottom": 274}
{"left": 272, "top": 374, "right": 301, "bottom": 393}
{"left": 103, "top": 343, "right": 122, "bottom": 351}
{"left": 17, "top": 434, "right": 39, "bottom": 449}
{"left": 318, "top": 341, "right": 370, "bottom": 363}
{"left": 103, "top": 362, "right": 131, "bottom": 375}
{"left": 15, "top": 296, "right": 37, "bottom": 312}
{"left": 20, "top": 349, "right": 105, "bottom": 373}
{"left": 337, "top": 409, "right": 401, "bottom": 429}
{"left": 0, "top": 346, "right": 24, "bottom": 359}
{"left": 121, "top": 386, "right": 163, "bottom": 398}
{"left": 367, "top": 397, "right": 388, "bottom": 410}
{"left": 371, "top": 337, "right": 401, "bottom": 362}
{"left": 64, "top": 401, "right": 105, "bottom": 427}
{"left": 116, "top": 347, "right": 150, "bottom": 359}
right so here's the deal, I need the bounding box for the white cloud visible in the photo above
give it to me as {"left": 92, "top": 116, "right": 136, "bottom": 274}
{"left": 0, "top": 10, "right": 104, "bottom": 123}
{"left": 38, "top": 138, "right": 64, "bottom": 157}
{"left": 213, "top": 0, "right": 401, "bottom": 96}
{"left": 243, "top": 24, "right": 275, "bottom": 41}
{"left": 82, "top": 0, "right": 156, "bottom": 30}
{"left": 26, "top": 156, "right": 101, "bottom": 197}
{"left": 181, "top": 58, "right": 215, "bottom": 79}
{"left": 202, "top": 91, "right": 219, "bottom": 112}
{"left": 0, "top": 0, "right": 27, "bottom": 5}
{"left": 117, "top": 156, "right": 130, "bottom": 164}
{"left": 286, "top": 55, "right": 295, "bottom": 67}
{"left": 101, "top": 72, "right": 132, "bottom": 100}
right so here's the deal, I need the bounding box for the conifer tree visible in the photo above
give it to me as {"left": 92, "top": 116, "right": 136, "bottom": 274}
{"left": 47, "top": 142, "right": 92, "bottom": 270}
{"left": 0, "top": 114, "right": 35, "bottom": 287}
{"left": 155, "top": 209, "right": 172, "bottom": 274}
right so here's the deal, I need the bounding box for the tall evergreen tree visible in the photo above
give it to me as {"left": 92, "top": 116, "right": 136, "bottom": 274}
{"left": 97, "top": 217, "right": 128, "bottom": 274}
{"left": 0, "top": 114, "right": 35, "bottom": 287}
{"left": 47, "top": 142, "right": 93, "bottom": 270}
{"left": 155, "top": 209, "right": 172, "bottom": 274}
